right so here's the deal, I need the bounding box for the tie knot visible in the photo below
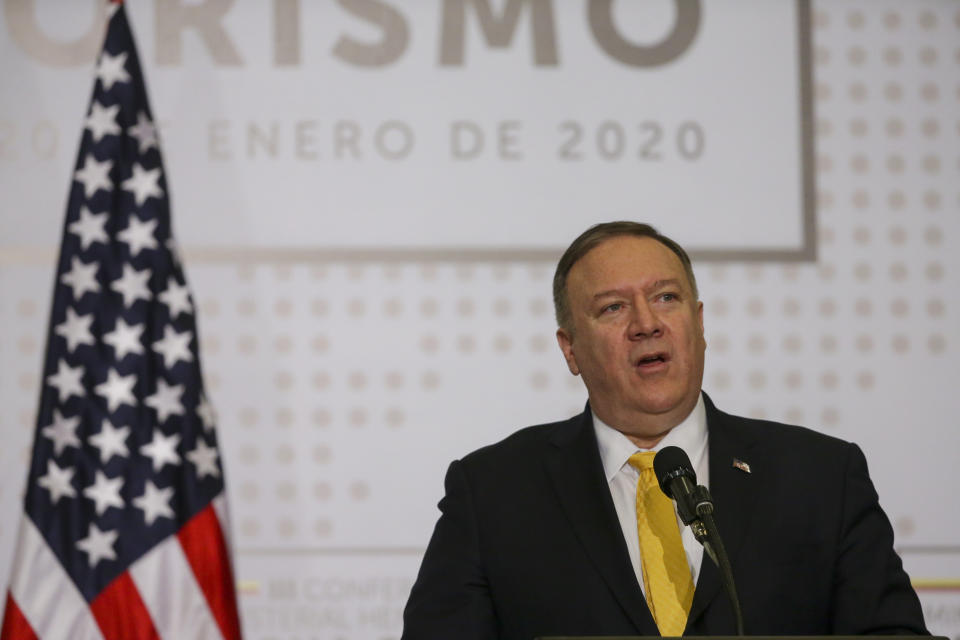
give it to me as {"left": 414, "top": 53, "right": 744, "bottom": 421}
{"left": 628, "top": 451, "right": 656, "bottom": 472}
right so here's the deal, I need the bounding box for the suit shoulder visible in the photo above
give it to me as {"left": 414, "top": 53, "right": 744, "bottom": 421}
{"left": 715, "top": 405, "right": 858, "bottom": 457}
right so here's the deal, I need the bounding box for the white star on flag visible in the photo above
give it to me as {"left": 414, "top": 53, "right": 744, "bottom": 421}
{"left": 140, "top": 430, "right": 181, "bottom": 472}
{"left": 60, "top": 256, "right": 101, "bottom": 301}
{"left": 84, "top": 100, "right": 121, "bottom": 142}
{"left": 88, "top": 419, "right": 131, "bottom": 463}
{"left": 121, "top": 163, "right": 163, "bottom": 207}
{"left": 196, "top": 394, "right": 216, "bottom": 431}
{"left": 37, "top": 460, "right": 77, "bottom": 505}
{"left": 103, "top": 317, "right": 145, "bottom": 360}
{"left": 83, "top": 470, "right": 125, "bottom": 516}
{"left": 94, "top": 368, "right": 138, "bottom": 413}
{"left": 46, "top": 359, "right": 85, "bottom": 402}
{"left": 117, "top": 214, "right": 159, "bottom": 256}
{"left": 145, "top": 379, "right": 185, "bottom": 423}
{"left": 95, "top": 50, "right": 129, "bottom": 90}
{"left": 68, "top": 206, "right": 109, "bottom": 250}
{"left": 41, "top": 409, "right": 81, "bottom": 457}
{"left": 111, "top": 263, "right": 152, "bottom": 307}
{"left": 76, "top": 524, "right": 118, "bottom": 568}
{"left": 74, "top": 154, "right": 113, "bottom": 198}
{"left": 128, "top": 111, "right": 158, "bottom": 153}
{"left": 153, "top": 326, "right": 194, "bottom": 369}
{"left": 55, "top": 307, "right": 96, "bottom": 352}
{"left": 158, "top": 277, "right": 193, "bottom": 318}
{"left": 166, "top": 238, "right": 183, "bottom": 270}
{"left": 187, "top": 438, "right": 220, "bottom": 478}
{"left": 133, "top": 480, "right": 175, "bottom": 526}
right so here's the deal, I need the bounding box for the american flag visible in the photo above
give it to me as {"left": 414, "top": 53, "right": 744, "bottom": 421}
{"left": 1, "top": 3, "right": 242, "bottom": 639}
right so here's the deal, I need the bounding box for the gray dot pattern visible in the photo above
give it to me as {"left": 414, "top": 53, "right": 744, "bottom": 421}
{"left": 0, "top": 2, "right": 954, "bottom": 564}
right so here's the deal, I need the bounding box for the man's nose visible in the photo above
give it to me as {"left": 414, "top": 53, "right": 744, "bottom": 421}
{"left": 629, "top": 299, "right": 662, "bottom": 338}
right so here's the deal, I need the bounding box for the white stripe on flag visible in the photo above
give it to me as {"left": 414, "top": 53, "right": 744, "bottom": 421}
{"left": 129, "top": 524, "right": 224, "bottom": 640}
{"left": 8, "top": 517, "right": 106, "bottom": 640}
{"left": 211, "top": 494, "right": 234, "bottom": 555}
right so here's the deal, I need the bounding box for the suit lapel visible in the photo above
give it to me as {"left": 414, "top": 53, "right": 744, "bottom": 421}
{"left": 688, "top": 394, "right": 761, "bottom": 627}
{"left": 543, "top": 409, "right": 659, "bottom": 635}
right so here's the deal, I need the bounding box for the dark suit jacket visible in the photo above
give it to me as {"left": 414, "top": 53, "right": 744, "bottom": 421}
{"left": 402, "top": 394, "right": 927, "bottom": 639}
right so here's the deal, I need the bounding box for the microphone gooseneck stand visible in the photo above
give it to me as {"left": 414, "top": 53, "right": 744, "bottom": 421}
{"left": 692, "top": 489, "right": 744, "bottom": 637}
{"left": 654, "top": 448, "right": 745, "bottom": 636}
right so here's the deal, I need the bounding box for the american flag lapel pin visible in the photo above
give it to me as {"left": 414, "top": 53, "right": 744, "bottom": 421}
{"left": 732, "top": 458, "right": 752, "bottom": 474}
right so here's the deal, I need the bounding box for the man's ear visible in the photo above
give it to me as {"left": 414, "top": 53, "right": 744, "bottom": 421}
{"left": 697, "top": 300, "right": 706, "bottom": 350}
{"left": 556, "top": 327, "right": 581, "bottom": 376}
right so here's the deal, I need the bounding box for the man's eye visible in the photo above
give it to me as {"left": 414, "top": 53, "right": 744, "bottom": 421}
{"left": 602, "top": 303, "right": 623, "bottom": 313}
{"left": 659, "top": 293, "right": 677, "bottom": 302}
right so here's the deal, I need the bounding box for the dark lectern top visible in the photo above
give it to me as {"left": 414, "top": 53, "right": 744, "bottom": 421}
{"left": 537, "top": 636, "right": 947, "bottom": 640}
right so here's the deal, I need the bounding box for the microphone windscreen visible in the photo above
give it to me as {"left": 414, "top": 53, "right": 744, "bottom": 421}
{"left": 653, "top": 446, "right": 697, "bottom": 498}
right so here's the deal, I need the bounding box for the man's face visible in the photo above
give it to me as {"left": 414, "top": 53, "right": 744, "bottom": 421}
{"left": 556, "top": 235, "right": 705, "bottom": 437}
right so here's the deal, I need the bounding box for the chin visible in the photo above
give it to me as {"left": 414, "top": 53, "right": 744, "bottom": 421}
{"left": 631, "top": 391, "right": 690, "bottom": 416}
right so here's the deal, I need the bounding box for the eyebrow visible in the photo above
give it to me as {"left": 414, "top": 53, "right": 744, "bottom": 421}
{"left": 592, "top": 279, "right": 683, "bottom": 300}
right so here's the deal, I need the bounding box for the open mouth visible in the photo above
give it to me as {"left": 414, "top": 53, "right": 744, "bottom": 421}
{"left": 635, "top": 352, "right": 669, "bottom": 369}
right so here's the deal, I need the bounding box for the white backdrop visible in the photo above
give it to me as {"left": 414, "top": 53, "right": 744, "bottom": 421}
{"left": 1, "top": 1, "right": 958, "bottom": 639}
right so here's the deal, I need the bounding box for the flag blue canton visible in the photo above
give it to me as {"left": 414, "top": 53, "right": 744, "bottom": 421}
{"left": 23, "top": 4, "right": 224, "bottom": 604}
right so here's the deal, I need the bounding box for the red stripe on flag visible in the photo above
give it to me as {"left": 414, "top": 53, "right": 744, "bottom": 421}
{"left": 178, "top": 504, "right": 242, "bottom": 640}
{"left": 1, "top": 593, "right": 39, "bottom": 640}
{"left": 90, "top": 571, "right": 161, "bottom": 640}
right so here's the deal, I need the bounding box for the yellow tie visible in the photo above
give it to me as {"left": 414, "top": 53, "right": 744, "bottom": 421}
{"left": 628, "top": 451, "right": 694, "bottom": 636}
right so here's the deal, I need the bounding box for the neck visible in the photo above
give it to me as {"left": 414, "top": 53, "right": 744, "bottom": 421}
{"left": 591, "top": 394, "right": 699, "bottom": 450}
{"left": 624, "top": 431, "right": 670, "bottom": 449}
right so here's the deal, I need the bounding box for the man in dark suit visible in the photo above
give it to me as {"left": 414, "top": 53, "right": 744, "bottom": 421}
{"left": 402, "top": 222, "right": 927, "bottom": 639}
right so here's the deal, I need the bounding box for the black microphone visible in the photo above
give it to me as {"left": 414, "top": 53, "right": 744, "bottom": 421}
{"left": 652, "top": 446, "right": 707, "bottom": 527}
{"left": 653, "top": 446, "right": 744, "bottom": 635}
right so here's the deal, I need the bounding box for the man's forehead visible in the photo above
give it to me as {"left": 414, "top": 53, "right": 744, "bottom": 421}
{"left": 592, "top": 279, "right": 684, "bottom": 299}
{"left": 570, "top": 236, "right": 687, "bottom": 285}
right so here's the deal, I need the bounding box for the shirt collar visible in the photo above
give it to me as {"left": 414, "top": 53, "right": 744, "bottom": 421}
{"left": 593, "top": 393, "right": 708, "bottom": 483}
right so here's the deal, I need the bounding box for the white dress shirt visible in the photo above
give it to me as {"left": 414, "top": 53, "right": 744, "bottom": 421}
{"left": 593, "top": 393, "right": 709, "bottom": 594}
